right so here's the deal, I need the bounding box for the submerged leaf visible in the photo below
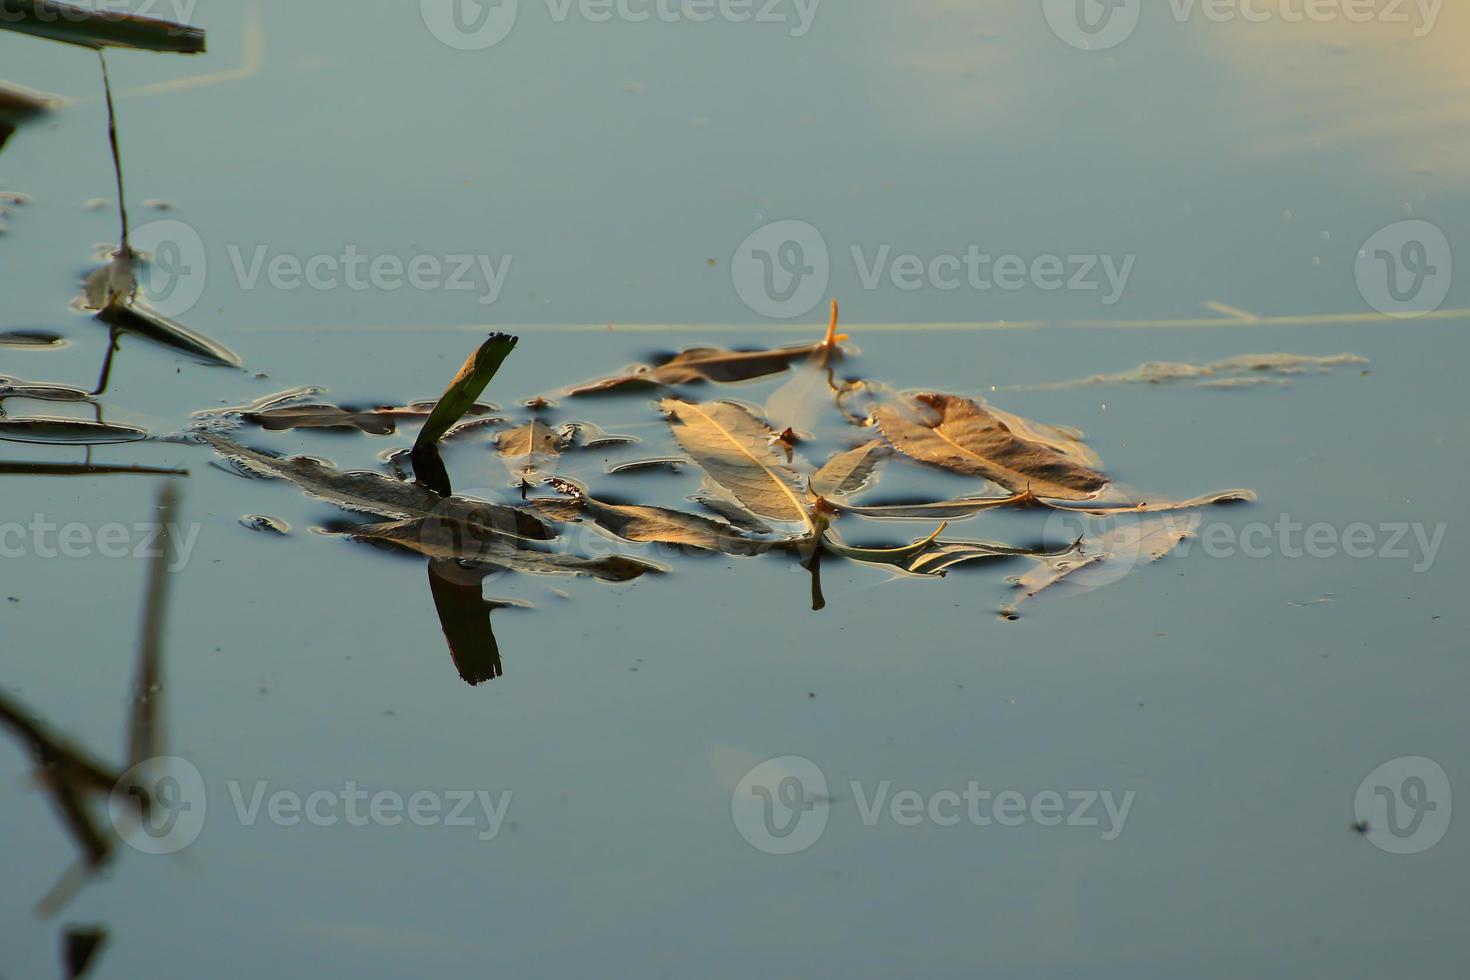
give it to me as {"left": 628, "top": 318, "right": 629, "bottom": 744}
{"left": 354, "top": 518, "right": 662, "bottom": 582}
{"left": 809, "top": 440, "right": 888, "bottom": 498}
{"left": 873, "top": 392, "right": 1108, "bottom": 500}
{"left": 198, "top": 431, "right": 552, "bottom": 540}
{"left": 1002, "top": 513, "right": 1202, "bottom": 618}
{"left": 1016, "top": 353, "right": 1371, "bottom": 390}
{"left": 661, "top": 398, "right": 810, "bottom": 524}
{"left": 0, "top": 0, "right": 205, "bottom": 53}
{"left": 764, "top": 300, "right": 848, "bottom": 433}
{"left": 534, "top": 478, "right": 772, "bottom": 556}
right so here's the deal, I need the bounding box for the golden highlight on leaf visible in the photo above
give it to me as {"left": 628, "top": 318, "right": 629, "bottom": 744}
{"left": 661, "top": 398, "right": 810, "bottom": 524}
{"left": 873, "top": 392, "right": 1108, "bottom": 500}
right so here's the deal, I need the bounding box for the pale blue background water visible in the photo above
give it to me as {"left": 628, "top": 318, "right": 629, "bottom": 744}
{"left": 2, "top": 2, "right": 1466, "bottom": 977}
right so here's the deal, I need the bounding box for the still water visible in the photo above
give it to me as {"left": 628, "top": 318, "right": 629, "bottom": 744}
{"left": 1, "top": 1, "right": 1467, "bottom": 976}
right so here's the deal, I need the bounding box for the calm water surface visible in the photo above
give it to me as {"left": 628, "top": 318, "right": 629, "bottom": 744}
{"left": 1, "top": 2, "right": 1466, "bottom": 976}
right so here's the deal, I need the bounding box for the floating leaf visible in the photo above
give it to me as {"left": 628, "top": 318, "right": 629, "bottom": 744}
{"left": 809, "top": 440, "right": 888, "bottom": 498}
{"left": 0, "top": 376, "right": 91, "bottom": 401}
{"left": 661, "top": 398, "right": 810, "bottom": 525}
{"left": 0, "top": 0, "right": 205, "bottom": 53}
{"left": 844, "top": 488, "right": 1256, "bottom": 521}
{"left": 0, "top": 417, "right": 146, "bottom": 445}
{"left": 534, "top": 478, "right": 772, "bottom": 556}
{"left": 873, "top": 392, "right": 1108, "bottom": 500}
{"left": 198, "top": 431, "right": 552, "bottom": 540}
{"left": 353, "top": 518, "right": 662, "bottom": 583}
{"left": 606, "top": 457, "right": 684, "bottom": 475}
{"left": 821, "top": 522, "right": 948, "bottom": 566}
{"left": 568, "top": 311, "right": 846, "bottom": 396}
{"left": 95, "top": 301, "right": 241, "bottom": 368}
{"left": 1002, "top": 513, "right": 1202, "bottom": 618}
{"left": 244, "top": 404, "right": 430, "bottom": 435}
{"left": 1015, "top": 353, "right": 1371, "bottom": 390}
{"left": 559, "top": 421, "right": 639, "bottom": 449}
{"left": 493, "top": 420, "right": 561, "bottom": 484}
{"left": 0, "top": 329, "right": 65, "bottom": 347}
{"left": 691, "top": 492, "right": 773, "bottom": 534}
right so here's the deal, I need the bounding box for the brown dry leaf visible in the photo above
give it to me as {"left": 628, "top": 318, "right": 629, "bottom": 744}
{"left": 568, "top": 310, "right": 846, "bottom": 397}
{"left": 533, "top": 479, "right": 771, "bottom": 556}
{"left": 661, "top": 398, "right": 810, "bottom": 525}
{"left": 873, "top": 392, "right": 1108, "bottom": 500}
{"left": 566, "top": 345, "right": 819, "bottom": 396}
{"left": 496, "top": 420, "right": 564, "bottom": 460}
{"left": 496, "top": 420, "right": 566, "bottom": 489}
{"left": 809, "top": 440, "right": 889, "bottom": 498}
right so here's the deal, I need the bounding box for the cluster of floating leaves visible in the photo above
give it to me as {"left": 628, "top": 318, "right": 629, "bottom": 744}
{"left": 179, "top": 303, "right": 1262, "bottom": 683}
